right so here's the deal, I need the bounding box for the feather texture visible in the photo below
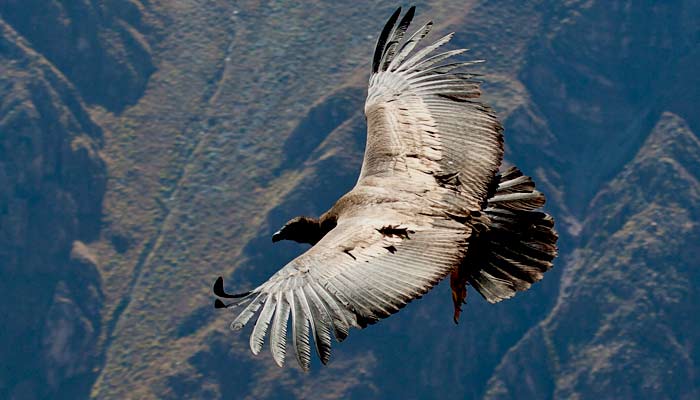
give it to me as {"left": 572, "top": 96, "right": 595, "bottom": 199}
{"left": 269, "top": 292, "right": 290, "bottom": 367}
{"left": 249, "top": 294, "right": 275, "bottom": 355}
{"left": 221, "top": 7, "right": 556, "bottom": 370}
{"left": 460, "top": 167, "right": 558, "bottom": 303}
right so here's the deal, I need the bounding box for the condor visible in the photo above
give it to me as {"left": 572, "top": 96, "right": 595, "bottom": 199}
{"left": 214, "top": 6, "right": 557, "bottom": 370}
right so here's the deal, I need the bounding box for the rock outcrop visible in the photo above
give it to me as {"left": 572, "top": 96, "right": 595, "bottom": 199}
{"left": 485, "top": 113, "right": 700, "bottom": 399}
{"left": 0, "top": 0, "right": 155, "bottom": 111}
{"left": 0, "top": 17, "right": 105, "bottom": 400}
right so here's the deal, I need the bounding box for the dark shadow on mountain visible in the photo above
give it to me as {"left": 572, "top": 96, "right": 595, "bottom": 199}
{"left": 272, "top": 87, "right": 365, "bottom": 176}
{"left": 0, "top": 0, "right": 156, "bottom": 112}
{"left": 0, "top": 18, "right": 106, "bottom": 400}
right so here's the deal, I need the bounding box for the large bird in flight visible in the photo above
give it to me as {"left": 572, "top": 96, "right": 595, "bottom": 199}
{"left": 214, "top": 6, "right": 557, "bottom": 370}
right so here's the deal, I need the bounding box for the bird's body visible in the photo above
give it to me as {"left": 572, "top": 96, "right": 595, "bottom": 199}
{"left": 214, "top": 6, "right": 557, "bottom": 370}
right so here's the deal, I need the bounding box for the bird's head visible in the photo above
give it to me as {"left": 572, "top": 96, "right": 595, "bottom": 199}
{"left": 272, "top": 216, "right": 321, "bottom": 245}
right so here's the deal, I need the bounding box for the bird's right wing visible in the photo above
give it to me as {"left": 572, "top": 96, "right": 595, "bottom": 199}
{"left": 358, "top": 6, "right": 504, "bottom": 209}
{"left": 226, "top": 201, "right": 471, "bottom": 370}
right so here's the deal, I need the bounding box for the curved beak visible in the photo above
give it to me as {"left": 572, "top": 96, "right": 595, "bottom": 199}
{"left": 272, "top": 230, "right": 283, "bottom": 243}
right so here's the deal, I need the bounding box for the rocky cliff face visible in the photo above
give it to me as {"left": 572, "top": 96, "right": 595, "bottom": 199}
{"left": 518, "top": 0, "right": 700, "bottom": 214}
{"left": 0, "top": 1, "right": 153, "bottom": 397}
{"left": 485, "top": 112, "right": 700, "bottom": 399}
{"left": 0, "top": 20, "right": 105, "bottom": 399}
{"left": 0, "top": 0, "right": 155, "bottom": 111}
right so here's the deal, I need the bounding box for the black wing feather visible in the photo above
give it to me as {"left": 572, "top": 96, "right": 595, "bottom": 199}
{"left": 372, "top": 7, "right": 402, "bottom": 73}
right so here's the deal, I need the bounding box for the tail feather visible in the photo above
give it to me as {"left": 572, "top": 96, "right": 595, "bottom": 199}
{"left": 487, "top": 191, "right": 546, "bottom": 211}
{"left": 451, "top": 167, "right": 558, "bottom": 316}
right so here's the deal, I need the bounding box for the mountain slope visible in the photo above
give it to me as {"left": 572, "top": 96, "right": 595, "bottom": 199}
{"left": 0, "top": 17, "right": 106, "bottom": 400}
{"left": 2, "top": 1, "right": 699, "bottom": 399}
{"left": 485, "top": 112, "right": 700, "bottom": 399}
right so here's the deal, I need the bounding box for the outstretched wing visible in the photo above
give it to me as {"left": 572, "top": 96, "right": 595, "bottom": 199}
{"left": 228, "top": 204, "right": 471, "bottom": 370}
{"left": 360, "top": 6, "right": 503, "bottom": 209}
{"left": 223, "top": 6, "right": 506, "bottom": 370}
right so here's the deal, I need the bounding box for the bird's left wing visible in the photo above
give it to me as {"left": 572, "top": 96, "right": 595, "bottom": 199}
{"left": 224, "top": 202, "right": 471, "bottom": 370}
{"left": 359, "top": 6, "right": 504, "bottom": 209}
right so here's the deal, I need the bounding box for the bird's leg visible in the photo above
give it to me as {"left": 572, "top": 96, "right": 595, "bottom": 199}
{"left": 450, "top": 268, "right": 468, "bottom": 324}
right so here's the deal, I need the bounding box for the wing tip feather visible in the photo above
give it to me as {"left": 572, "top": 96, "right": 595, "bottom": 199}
{"left": 372, "top": 6, "right": 403, "bottom": 73}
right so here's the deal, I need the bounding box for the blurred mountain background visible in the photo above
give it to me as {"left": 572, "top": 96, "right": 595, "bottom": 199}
{"left": 1, "top": 1, "right": 698, "bottom": 399}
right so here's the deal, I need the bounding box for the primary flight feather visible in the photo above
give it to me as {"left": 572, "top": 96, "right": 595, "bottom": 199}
{"left": 214, "top": 6, "right": 558, "bottom": 371}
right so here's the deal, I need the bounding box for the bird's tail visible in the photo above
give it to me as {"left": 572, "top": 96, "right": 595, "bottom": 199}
{"left": 451, "top": 167, "right": 558, "bottom": 322}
